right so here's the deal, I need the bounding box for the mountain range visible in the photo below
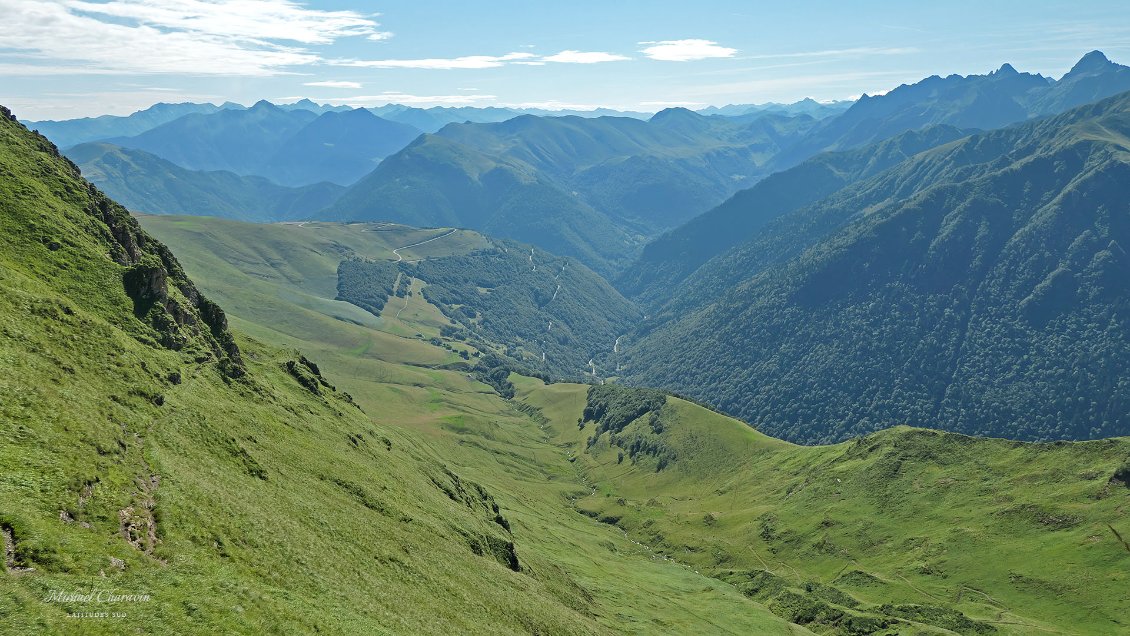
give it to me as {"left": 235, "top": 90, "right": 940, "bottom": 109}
{"left": 323, "top": 109, "right": 821, "bottom": 274}
{"left": 104, "top": 101, "right": 422, "bottom": 187}
{"left": 622, "top": 51, "right": 1130, "bottom": 302}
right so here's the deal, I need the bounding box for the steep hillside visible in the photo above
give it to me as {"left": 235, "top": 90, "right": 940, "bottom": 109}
{"left": 323, "top": 110, "right": 818, "bottom": 274}
{"left": 0, "top": 109, "right": 808, "bottom": 634}
{"left": 623, "top": 91, "right": 1130, "bottom": 443}
{"left": 618, "top": 124, "right": 969, "bottom": 302}
{"left": 622, "top": 52, "right": 1130, "bottom": 301}
{"left": 519, "top": 381, "right": 1130, "bottom": 636}
{"left": 66, "top": 143, "right": 343, "bottom": 222}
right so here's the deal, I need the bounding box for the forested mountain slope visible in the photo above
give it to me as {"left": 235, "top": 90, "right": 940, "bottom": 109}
{"left": 618, "top": 125, "right": 970, "bottom": 302}
{"left": 623, "top": 91, "right": 1130, "bottom": 443}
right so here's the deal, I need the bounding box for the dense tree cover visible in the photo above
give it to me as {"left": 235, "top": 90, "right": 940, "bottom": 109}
{"left": 624, "top": 91, "right": 1130, "bottom": 444}
{"left": 321, "top": 110, "right": 820, "bottom": 275}
{"left": 581, "top": 385, "right": 675, "bottom": 471}
{"left": 335, "top": 258, "right": 400, "bottom": 316}
{"left": 66, "top": 142, "right": 343, "bottom": 222}
{"left": 403, "top": 239, "right": 641, "bottom": 379}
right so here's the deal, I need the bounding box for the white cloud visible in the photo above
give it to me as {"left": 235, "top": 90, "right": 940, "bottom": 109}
{"left": 304, "top": 80, "right": 362, "bottom": 89}
{"left": 338, "top": 50, "right": 629, "bottom": 70}
{"left": 336, "top": 52, "right": 536, "bottom": 70}
{"left": 639, "top": 100, "right": 704, "bottom": 107}
{"left": 0, "top": 0, "right": 383, "bottom": 75}
{"left": 639, "top": 39, "right": 737, "bottom": 62}
{"left": 541, "top": 51, "right": 630, "bottom": 64}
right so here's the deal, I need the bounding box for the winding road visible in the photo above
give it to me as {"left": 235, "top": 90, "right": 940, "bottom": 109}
{"left": 392, "top": 229, "right": 456, "bottom": 263}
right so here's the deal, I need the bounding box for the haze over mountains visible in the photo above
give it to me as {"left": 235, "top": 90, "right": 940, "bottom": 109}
{"left": 15, "top": 49, "right": 1130, "bottom": 440}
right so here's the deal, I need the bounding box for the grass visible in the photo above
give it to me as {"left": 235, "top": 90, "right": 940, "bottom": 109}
{"left": 517, "top": 380, "right": 1130, "bottom": 635}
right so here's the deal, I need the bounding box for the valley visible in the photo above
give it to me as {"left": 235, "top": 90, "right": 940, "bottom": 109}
{"left": 3, "top": 19, "right": 1130, "bottom": 635}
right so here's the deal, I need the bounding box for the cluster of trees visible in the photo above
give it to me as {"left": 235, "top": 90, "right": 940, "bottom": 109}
{"left": 582, "top": 385, "right": 675, "bottom": 471}
{"left": 336, "top": 258, "right": 399, "bottom": 316}
{"left": 582, "top": 384, "right": 667, "bottom": 436}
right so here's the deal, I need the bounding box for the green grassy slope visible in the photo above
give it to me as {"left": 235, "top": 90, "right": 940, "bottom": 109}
{"left": 0, "top": 108, "right": 810, "bottom": 634}
{"left": 518, "top": 380, "right": 1130, "bottom": 635}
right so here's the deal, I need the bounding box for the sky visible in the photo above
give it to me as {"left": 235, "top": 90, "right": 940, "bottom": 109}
{"left": 2, "top": 0, "right": 1129, "bottom": 120}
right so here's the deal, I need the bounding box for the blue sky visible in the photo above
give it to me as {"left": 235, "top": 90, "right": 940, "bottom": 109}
{"left": 2, "top": 0, "right": 1129, "bottom": 120}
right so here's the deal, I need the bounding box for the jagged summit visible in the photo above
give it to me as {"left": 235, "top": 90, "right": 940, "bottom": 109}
{"left": 1068, "top": 49, "right": 1114, "bottom": 74}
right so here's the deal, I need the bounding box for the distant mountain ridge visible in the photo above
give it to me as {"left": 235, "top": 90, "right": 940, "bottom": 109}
{"left": 22, "top": 101, "right": 241, "bottom": 148}
{"left": 106, "top": 101, "right": 422, "bottom": 187}
{"left": 66, "top": 142, "right": 343, "bottom": 222}
{"left": 623, "top": 50, "right": 1130, "bottom": 300}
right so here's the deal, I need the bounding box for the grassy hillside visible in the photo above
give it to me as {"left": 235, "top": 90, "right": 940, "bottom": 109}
{"left": 0, "top": 108, "right": 813, "bottom": 634}
{"left": 66, "top": 143, "right": 343, "bottom": 222}
{"left": 518, "top": 380, "right": 1130, "bottom": 635}
{"left": 624, "top": 91, "right": 1130, "bottom": 443}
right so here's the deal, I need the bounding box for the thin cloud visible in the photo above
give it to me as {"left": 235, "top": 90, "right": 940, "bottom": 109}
{"left": 0, "top": 0, "right": 383, "bottom": 75}
{"left": 738, "top": 47, "right": 919, "bottom": 61}
{"left": 639, "top": 39, "right": 737, "bottom": 62}
{"left": 304, "top": 80, "right": 362, "bottom": 89}
{"left": 336, "top": 52, "right": 536, "bottom": 70}
{"left": 541, "top": 51, "right": 630, "bottom": 64}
